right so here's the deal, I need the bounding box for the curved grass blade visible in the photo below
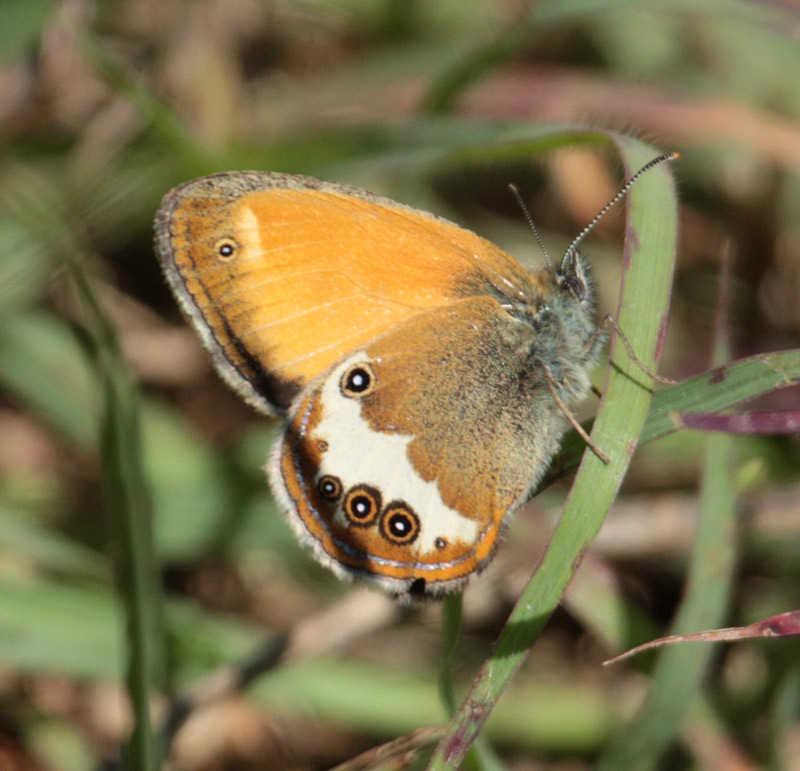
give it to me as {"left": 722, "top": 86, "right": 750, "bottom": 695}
{"left": 427, "top": 132, "right": 679, "bottom": 769}
{"left": 605, "top": 609, "right": 800, "bottom": 665}
{"left": 550, "top": 349, "right": 800, "bottom": 478}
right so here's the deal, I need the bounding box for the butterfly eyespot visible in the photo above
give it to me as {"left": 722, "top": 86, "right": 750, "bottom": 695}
{"left": 318, "top": 475, "right": 342, "bottom": 501}
{"left": 214, "top": 238, "right": 239, "bottom": 261}
{"left": 343, "top": 485, "right": 382, "bottom": 527}
{"left": 340, "top": 362, "right": 376, "bottom": 398}
{"left": 563, "top": 275, "right": 586, "bottom": 301}
{"left": 380, "top": 502, "right": 420, "bottom": 545}
{"left": 316, "top": 440, "right": 329, "bottom": 452}
{"left": 434, "top": 537, "right": 447, "bottom": 550}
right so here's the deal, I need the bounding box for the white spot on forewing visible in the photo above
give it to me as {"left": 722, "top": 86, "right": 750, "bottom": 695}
{"left": 237, "top": 205, "right": 261, "bottom": 255}
{"left": 314, "top": 353, "right": 478, "bottom": 554}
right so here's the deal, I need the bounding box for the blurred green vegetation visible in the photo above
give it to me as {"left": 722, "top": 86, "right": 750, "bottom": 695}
{"left": 1, "top": 1, "right": 799, "bottom": 770}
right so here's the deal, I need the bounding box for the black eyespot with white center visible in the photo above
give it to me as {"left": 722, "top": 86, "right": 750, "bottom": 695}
{"left": 340, "top": 362, "right": 376, "bottom": 398}
{"left": 380, "top": 502, "right": 420, "bottom": 545}
{"left": 214, "top": 237, "right": 239, "bottom": 261}
{"left": 343, "top": 485, "right": 382, "bottom": 527}
{"left": 318, "top": 475, "right": 342, "bottom": 501}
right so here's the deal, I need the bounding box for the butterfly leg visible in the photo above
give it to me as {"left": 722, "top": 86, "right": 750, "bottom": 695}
{"left": 544, "top": 370, "right": 609, "bottom": 464}
{"left": 596, "top": 314, "right": 676, "bottom": 385}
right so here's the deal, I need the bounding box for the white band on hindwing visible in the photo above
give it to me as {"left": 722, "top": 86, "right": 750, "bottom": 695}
{"left": 284, "top": 354, "right": 482, "bottom": 570}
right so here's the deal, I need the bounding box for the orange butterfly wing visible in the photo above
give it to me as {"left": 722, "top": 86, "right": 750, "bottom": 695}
{"left": 154, "top": 171, "right": 599, "bottom": 596}
{"left": 155, "top": 172, "right": 540, "bottom": 414}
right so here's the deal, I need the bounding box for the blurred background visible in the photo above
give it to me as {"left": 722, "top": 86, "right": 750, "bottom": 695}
{"left": 1, "top": 1, "right": 800, "bottom": 769}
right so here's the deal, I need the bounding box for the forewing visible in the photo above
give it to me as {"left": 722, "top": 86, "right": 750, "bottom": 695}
{"left": 155, "top": 172, "right": 537, "bottom": 415}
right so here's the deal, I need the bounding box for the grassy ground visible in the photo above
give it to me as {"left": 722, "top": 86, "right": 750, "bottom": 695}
{"left": 1, "top": 1, "right": 800, "bottom": 769}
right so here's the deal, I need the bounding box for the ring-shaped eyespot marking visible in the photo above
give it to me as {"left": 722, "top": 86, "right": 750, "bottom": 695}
{"left": 343, "top": 485, "right": 382, "bottom": 527}
{"left": 214, "top": 237, "right": 239, "bottom": 261}
{"left": 317, "top": 475, "right": 343, "bottom": 501}
{"left": 380, "top": 501, "right": 420, "bottom": 545}
{"left": 340, "top": 362, "right": 376, "bottom": 398}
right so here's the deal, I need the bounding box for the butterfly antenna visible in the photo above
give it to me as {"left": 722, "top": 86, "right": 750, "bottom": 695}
{"left": 508, "top": 183, "right": 556, "bottom": 274}
{"left": 562, "top": 151, "right": 679, "bottom": 267}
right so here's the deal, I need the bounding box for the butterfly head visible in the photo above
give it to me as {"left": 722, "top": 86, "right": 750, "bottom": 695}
{"left": 530, "top": 246, "right": 599, "bottom": 363}
{"left": 558, "top": 246, "right": 593, "bottom": 303}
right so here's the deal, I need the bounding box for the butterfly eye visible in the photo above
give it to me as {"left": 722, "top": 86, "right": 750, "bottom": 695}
{"left": 214, "top": 237, "right": 239, "bottom": 261}
{"left": 340, "top": 362, "right": 376, "bottom": 398}
{"left": 343, "top": 485, "right": 382, "bottom": 526}
{"left": 380, "top": 502, "right": 420, "bottom": 545}
{"left": 563, "top": 275, "right": 586, "bottom": 301}
{"left": 318, "top": 475, "right": 342, "bottom": 501}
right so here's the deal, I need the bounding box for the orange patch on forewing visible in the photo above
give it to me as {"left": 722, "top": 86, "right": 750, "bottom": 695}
{"left": 239, "top": 188, "right": 490, "bottom": 379}
{"left": 169, "top": 184, "right": 539, "bottom": 391}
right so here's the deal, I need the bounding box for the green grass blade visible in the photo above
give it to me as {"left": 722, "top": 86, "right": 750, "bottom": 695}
{"left": 597, "top": 239, "right": 739, "bottom": 768}
{"left": 68, "top": 263, "right": 165, "bottom": 771}
{"left": 438, "top": 594, "right": 463, "bottom": 716}
{"left": 426, "top": 133, "right": 679, "bottom": 769}
{"left": 597, "top": 430, "right": 736, "bottom": 769}
{"left": 438, "top": 595, "right": 505, "bottom": 770}
{"left": 551, "top": 349, "right": 800, "bottom": 477}
{"left": 421, "top": 25, "right": 529, "bottom": 113}
{"left": 642, "top": 350, "right": 800, "bottom": 442}
{"left": 0, "top": 162, "right": 166, "bottom": 771}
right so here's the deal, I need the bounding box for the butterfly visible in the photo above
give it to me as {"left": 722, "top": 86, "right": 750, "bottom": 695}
{"left": 154, "top": 154, "right": 675, "bottom": 598}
